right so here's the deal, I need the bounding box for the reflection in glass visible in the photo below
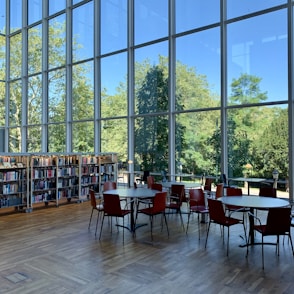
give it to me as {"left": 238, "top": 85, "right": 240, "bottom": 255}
{"left": 9, "top": 80, "right": 22, "bottom": 126}
{"left": 73, "top": 2, "right": 93, "bottom": 62}
{"left": 28, "top": 24, "right": 42, "bottom": 75}
{"left": 72, "top": 61, "right": 94, "bottom": 120}
{"left": 28, "top": 74, "right": 42, "bottom": 125}
{"left": 101, "top": 118, "right": 127, "bottom": 163}
{"left": 27, "top": 125, "right": 41, "bottom": 152}
{"left": 101, "top": 53, "right": 127, "bottom": 117}
{"left": 28, "top": 0, "right": 42, "bottom": 25}
{"left": 135, "top": 42, "right": 168, "bottom": 114}
{"left": 72, "top": 121, "right": 94, "bottom": 152}
{"left": 135, "top": 0, "right": 168, "bottom": 45}
{"left": 176, "top": 111, "right": 221, "bottom": 177}
{"left": 227, "top": 0, "right": 286, "bottom": 19}
{"left": 10, "top": 33, "right": 22, "bottom": 79}
{"left": 101, "top": 0, "right": 127, "bottom": 54}
{"left": 227, "top": 105, "right": 288, "bottom": 185}
{"left": 10, "top": 0, "right": 22, "bottom": 32}
{"left": 9, "top": 128, "right": 21, "bottom": 152}
{"left": 0, "top": 82, "right": 5, "bottom": 126}
{"left": 49, "top": 69, "right": 66, "bottom": 123}
{"left": 176, "top": 28, "right": 221, "bottom": 110}
{"left": 48, "top": 124, "right": 66, "bottom": 152}
{"left": 49, "top": 0, "right": 66, "bottom": 16}
{"left": 227, "top": 10, "right": 287, "bottom": 104}
{"left": 134, "top": 115, "right": 168, "bottom": 172}
{"left": 0, "top": 35, "right": 5, "bottom": 80}
{"left": 49, "top": 15, "right": 66, "bottom": 69}
{"left": 176, "top": 0, "right": 220, "bottom": 33}
{"left": 0, "top": 0, "right": 5, "bottom": 33}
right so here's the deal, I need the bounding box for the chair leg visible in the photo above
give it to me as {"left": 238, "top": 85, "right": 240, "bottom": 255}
{"left": 88, "top": 208, "right": 94, "bottom": 229}
{"left": 186, "top": 212, "right": 191, "bottom": 234}
{"left": 99, "top": 214, "right": 105, "bottom": 240}
{"left": 163, "top": 213, "right": 169, "bottom": 237}
{"left": 95, "top": 210, "right": 100, "bottom": 236}
{"left": 205, "top": 222, "right": 211, "bottom": 249}
{"left": 262, "top": 235, "right": 264, "bottom": 269}
{"left": 150, "top": 215, "right": 154, "bottom": 241}
{"left": 227, "top": 226, "right": 230, "bottom": 256}
{"left": 197, "top": 213, "right": 201, "bottom": 241}
{"left": 288, "top": 233, "right": 294, "bottom": 255}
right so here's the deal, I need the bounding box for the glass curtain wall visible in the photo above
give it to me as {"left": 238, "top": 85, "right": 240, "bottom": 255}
{"left": 0, "top": 0, "right": 293, "bottom": 199}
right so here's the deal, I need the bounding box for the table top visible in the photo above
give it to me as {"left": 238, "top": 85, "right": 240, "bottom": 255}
{"left": 220, "top": 195, "right": 289, "bottom": 209}
{"left": 160, "top": 181, "right": 201, "bottom": 189}
{"left": 103, "top": 187, "right": 159, "bottom": 198}
{"left": 229, "top": 177, "right": 267, "bottom": 183}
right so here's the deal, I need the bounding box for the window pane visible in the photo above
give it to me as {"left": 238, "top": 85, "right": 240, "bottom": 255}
{"left": 28, "top": 24, "right": 42, "bottom": 75}
{"left": 101, "top": 0, "right": 127, "bottom": 54}
{"left": 176, "top": 0, "right": 220, "bottom": 33}
{"left": 227, "top": 0, "right": 286, "bottom": 19}
{"left": 227, "top": 10, "right": 287, "bottom": 105}
{"left": 9, "top": 128, "right": 21, "bottom": 152}
{"left": 48, "top": 124, "right": 66, "bottom": 152}
{"left": 135, "top": 0, "right": 168, "bottom": 45}
{"left": 72, "top": 122, "right": 94, "bottom": 152}
{"left": 101, "top": 53, "right": 127, "bottom": 118}
{"left": 227, "top": 105, "right": 288, "bottom": 196}
{"left": 28, "top": 0, "right": 42, "bottom": 25}
{"left": 0, "top": 35, "right": 5, "bottom": 80}
{"left": 28, "top": 74, "right": 42, "bottom": 125}
{"left": 176, "top": 111, "right": 221, "bottom": 177}
{"left": 134, "top": 116, "right": 169, "bottom": 172}
{"left": 0, "top": 0, "right": 5, "bottom": 33}
{"left": 49, "top": 15, "right": 66, "bottom": 69}
{"left": 135, "top": 42, "right": 168, "bottom": 114}
{"left": 0, "top": 82, "right": 4, "bottom": 126}
{"left": 9, "top": 80, "right": 22, "bottom": 126}
{"left": 49, "top": 69, "right": 66, "bottom": 123}
{"left": 27, "top": 126, "right": 41, "bottom": 152}
{"left": 176, "top": 28, "right": 221, "bottom": 110}
{"left": 101, "top": 118, "right": 127, "bottom": 162}
{"left": 49, "top": 0, "right": 66, "bottom": 16}
{"left": 10, "top": 33, "right": 22, "bottom": 79}
{"left": 73, "top": 2, "right": 93, "bottom": 62}
{"left": 72, "top": 61, "right": 94, "bottom": 120}
{"left": 10, "top": 0, "right": 22, "bottom": 32}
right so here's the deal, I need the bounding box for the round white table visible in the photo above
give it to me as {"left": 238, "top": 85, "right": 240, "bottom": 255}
{"left": 220, "top": 196, "right": 290, "bottom": 245}
{"left": 103, "top": 188, "right": 159, "bottom": 233}
{"left": 160, "top": 181, "right": 201, "bottom": 189}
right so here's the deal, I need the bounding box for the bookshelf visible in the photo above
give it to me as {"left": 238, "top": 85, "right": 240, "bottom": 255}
{"left": 0, "top": 153, "right": 30, "bottom": 211}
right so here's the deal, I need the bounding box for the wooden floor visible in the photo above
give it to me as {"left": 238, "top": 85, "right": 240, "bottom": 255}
{"left": 0, "top": 201, "right": 294, "bottom": 294}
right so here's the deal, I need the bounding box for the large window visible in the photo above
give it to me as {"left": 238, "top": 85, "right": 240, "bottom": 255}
{"left": 2, "top": 0, "right": 294, "bottom": 198}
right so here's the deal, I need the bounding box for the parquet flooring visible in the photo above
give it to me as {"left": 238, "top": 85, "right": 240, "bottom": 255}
{"left": 0, "top": 201, "right": 294, "bottom": 294}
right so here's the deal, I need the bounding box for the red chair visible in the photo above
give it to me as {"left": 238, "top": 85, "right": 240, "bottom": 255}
{"left": 99, "top": 194, "right": 131, "bottom": 244}
{"left": 215, "top": 183, "right": 224, "bottom": 199}
{"left": 259, "top": 187, "right": 277, "bottom": 198}
{"left": 103, "top": 181, "right": 117, "bottom": 191}
{"left": 205, "top": 198, "right": 245, "bottom": 256}
{"left": 186, "top": 188, "right": 209, "bottom": 240}
{"left": 136, "top": 191, "right": 169, "bottom": 241}
{"left": 88, "top": 189, "right": 104, "bottom": 236}
{"left": 151, "top": 183, "right": 163, "bottom": 191}
{"left": 147, "top": 176, "right": 155, "bottom": 188}
{"left": 165, "top": 184, "right": 185, "bottom": 230}
{"left": 247, "top": 207, "right": 294, "bottom": 269}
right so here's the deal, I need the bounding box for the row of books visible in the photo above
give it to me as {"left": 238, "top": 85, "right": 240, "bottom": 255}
{"left": 33, "top": 169, "right": 56, "bottom": 179}
{"left": 57, "top": 178, "right": 79, "bottom": 188}
{"left": 81, "top": 175, "right": 99, "bottom": 185}
{"left": 1, "top": 183, "right": 25, "bottom": 194}
{"left": 57, "top": 189, "right": 78, "bottom": 199}
{"left": 32, "top": 180, "right": 56, "bottom": 190}
{"left": 57, "top": 167, "right": 78, "bottom": 177}
{"left": 0, "top": 171, "right": 22, "bottom": 181}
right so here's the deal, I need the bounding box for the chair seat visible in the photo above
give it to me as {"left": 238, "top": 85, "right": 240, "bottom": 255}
{"left": 190, "top": 205, "right": 208, "bottom": 214}
{"left": 213, "top": 216, "right": 240, "bottom": 227}
{"left": 106, "top": 209, "right": 131, "bottom": 217}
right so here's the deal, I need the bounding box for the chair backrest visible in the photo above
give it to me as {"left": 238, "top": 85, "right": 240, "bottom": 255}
{"left": 103, "top": 194, "right": 123, "bottom": 216}
{"left": 171, "top": 184, "right": 185, "bottom": 204}
{"left": 207, "top": 198, "right": 226, "bottom": 223}
{"left": 259, "top": 187, "right": 277, "bottom": 198}
{"left": 89, "top": 189, "right": 97, "bottom": 208}
{"left": 226, "top": 187, "right": 242, "bottom": 196}
{"left": 152, "top": 191, "right": 167, "bottom": 213}
{"left": 151, "top": 183, "right": 162, "bottom": 191}
{"left": 265, "top": 207, "right": 291, "bottom": 235}
{"left": 215, "top": 183, "right": 224, "bottom": 199}
{"left": 103, "top": 181, "right": 117, "bottom": 192}
{"left": 189, "top": 188, "right": 205, "bottom": 207}
{"left": 147, "top": 176, "right": 155, "bottom": 188}
{"left": 204, "top": 178, "right": 213, "bottom": 191}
